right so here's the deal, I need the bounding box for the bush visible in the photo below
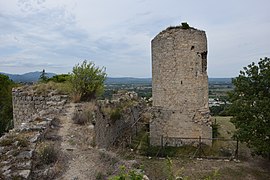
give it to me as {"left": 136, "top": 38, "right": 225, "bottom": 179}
{"left": 109, "top": 165, "right": 144, "bottom": 180}
{"left": 70, "top": 60, "right": 107, "bottom": 101}
{"left": 181, "top": 22, "right": 190, "bottom": 29}
{"left": 211, "top": 119, "right": 220, "bottom": 138}
{"left": 110, "top": 108, "right": 122, "bottom": 122}
{"left": 0, "top": 138, "right": 13, "bottom": 146}
{"left": 16, "top": 136, "right": 29, "bottom": 147}
{"left": 210, "top": 104, "right": 230, "bottom": 116}
{"left": 99, "top": 150, "right": 119, "bottom": 166}
{"left": 72, "top": 103, "right": 95, "bottom": 125}
{"left": 38, "top": 143, "right": 58, "bottom": 164}
{"left": 47, "top": 74, "right": 71, "bottom": 83}
{"left": 0, "top": 74, "right": 15, "bottom": 135}
{"left": 96, "top": 171, "right": 106, "bottom": 180}
{"left": 72, "top": 111, "right": 89, "bottom": 125}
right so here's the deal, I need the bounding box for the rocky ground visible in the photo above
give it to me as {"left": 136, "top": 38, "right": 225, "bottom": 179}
{"left": 31, "top": 102, "right": 269, "bottom": 180}
{"left": 53, "top": 102, "right": 140, "bottom": 180}
{"left": 56, "top": 103, "right": 102, "bottom": 179}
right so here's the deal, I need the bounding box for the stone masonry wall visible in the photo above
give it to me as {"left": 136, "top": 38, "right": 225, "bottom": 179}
{"left": 94, "top": 92, "right": 146, "bottom": 149}
{"left": 150, "top": 26, "right": 212, "bottom": 146}
{"left": 12, "top": 86, "right": 68, "bottom": 128}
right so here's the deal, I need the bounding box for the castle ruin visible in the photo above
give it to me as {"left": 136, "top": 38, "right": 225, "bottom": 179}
{"left": 150, "top": 25, "right": 212, "bottom": 146}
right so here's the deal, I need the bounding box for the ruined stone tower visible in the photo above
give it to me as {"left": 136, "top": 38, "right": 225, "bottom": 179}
{"left": 150, "top": 25, "right": 211, "bottom": 146}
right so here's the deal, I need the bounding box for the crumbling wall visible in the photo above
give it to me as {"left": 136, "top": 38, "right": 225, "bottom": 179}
{"left": 12, "top": 86, "right": 68, "bottom": 128}
{"left": 0, "top": 117, "right": 55, "bottom": 179}
{"left": 150, "top": 25, "right": 212, "bottom": 146}
{"left": 94, "top": 92, "right": 146, "bottom": 149}
{"left": 0, "top": 85, "right": 68, "bottom": 179}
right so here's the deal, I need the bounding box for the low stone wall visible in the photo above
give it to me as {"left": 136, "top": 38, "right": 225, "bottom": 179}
{"left": 94, "top": 92, "right": 146, "bottom": 149}
{"left": 0, "top": 117, "right": 55, "bottom": 179}
{"left": 12, "top": 86, "right": 69, "bottom": 128}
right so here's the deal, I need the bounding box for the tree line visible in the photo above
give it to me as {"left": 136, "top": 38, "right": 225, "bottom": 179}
{"left": 0, "top": 74, "right": 15, "bottom": 135}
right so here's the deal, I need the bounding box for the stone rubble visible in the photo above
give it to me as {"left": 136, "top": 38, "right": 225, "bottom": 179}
{"left": 0, "top": 117, "right": 54, "bottom": 179}
{"left": 1, "top": 85, "right": 69, "bottom": 179}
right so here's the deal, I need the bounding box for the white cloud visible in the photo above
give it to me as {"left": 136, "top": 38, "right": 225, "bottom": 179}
{"left": 0, "top": 0, "right": 270, "bottom": 77}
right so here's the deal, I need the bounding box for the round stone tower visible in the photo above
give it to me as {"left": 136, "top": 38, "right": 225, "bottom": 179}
{"left": 150, "top": 25, "right": 211, "bottom": 146}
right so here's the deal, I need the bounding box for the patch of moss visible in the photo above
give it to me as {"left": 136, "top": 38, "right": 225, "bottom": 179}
{"left": 0, "top": 138, "right": 14, "bottom": 146}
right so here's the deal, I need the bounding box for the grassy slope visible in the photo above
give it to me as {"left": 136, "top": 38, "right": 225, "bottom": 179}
{"left": 138, "top": 116, "right": 270, "bottom": 180}
{"left": 214, "top": 116, "right": 235, "bottom": 139}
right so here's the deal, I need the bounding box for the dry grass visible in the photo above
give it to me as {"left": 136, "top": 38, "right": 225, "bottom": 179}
{"left": 33, "top": 81, "right": 72, "bottom": 96}
{"left": 37, "top": 142, "right": 59, "bottom": 165}
{"left": 0, "top": 138, "right": 14, "bottom": 146}
{"left": 72, "top": 102, "right": 96, "bottom": 125}
{"left": 213, "top": 116, "right": 235, "bottom": 139}
{"left": 0, "top": 132, "right": 31, "bottom": 147}
{"left": 71, "top": 93, "right": 81, "bottom": 103}
{"left": 136, "top": 116, "right": 270, "bottom": 179}
{"left": 212, "top": 116, "right": 252, "bottom": 159}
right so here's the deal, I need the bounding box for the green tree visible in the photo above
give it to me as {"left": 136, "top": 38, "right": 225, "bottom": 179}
{"left": 228, "top": 57, "right": 270, "bottom": 157}
{"left": 39, "top": 69, "right": 48, "bottom": 82}
{"left": 47, "top": 74, "right": 71, "bottom": 83}
{"left": 0, "top": 74, "right": 15, "bottom": 135}
{"left": 70, "top": 60, "right": 107, "bottom": 101}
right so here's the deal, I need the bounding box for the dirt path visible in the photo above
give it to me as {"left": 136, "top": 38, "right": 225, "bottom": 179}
{"left": 53, "top": 103, "right": 270, "bottom": 180}
{"left": 57, "top": 103, "right": 75, "bottom": 152}
{"left": 56, "top": 103, "right": 103, "bottom": 180}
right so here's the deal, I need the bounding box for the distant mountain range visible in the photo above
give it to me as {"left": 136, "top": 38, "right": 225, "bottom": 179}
{"left": 0, "top": 71, "right": 56, "bottom": 82}
{"left": 0, "top": 71, "right": 232, "bottom": 84}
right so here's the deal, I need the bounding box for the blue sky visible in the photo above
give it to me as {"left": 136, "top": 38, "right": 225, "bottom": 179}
{"left": 0, "top": 0, "right": 269, "bottom": 77}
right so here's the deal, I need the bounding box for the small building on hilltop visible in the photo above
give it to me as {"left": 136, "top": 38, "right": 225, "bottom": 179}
{"left": 150, "top": 24, "right": 212, "bottom": 146}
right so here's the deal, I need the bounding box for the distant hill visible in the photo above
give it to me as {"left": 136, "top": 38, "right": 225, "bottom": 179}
{"left": 208, "top": 78, "right": 232, "bottom": 84}
{"left": 105, "top": 77, "right": 152, "bottom": 84}
{"left": 0, "top": 71, "right": 232, "bottom": 84}
{"left": 106, "top": 77, "right": 232, "bottom": 84}
{"left": 0, "top": 71, "right": 56, "bottom": 82}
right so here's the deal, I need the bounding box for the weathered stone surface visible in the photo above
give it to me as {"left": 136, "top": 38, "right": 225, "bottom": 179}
{"left": 1, "top": 165, "right": 11, "bottom": 172}
{"left": 3, "top": 169, "right": 11, "bottom": 177}
{"left": 17, "top": 161, "right": 32, "bottom": 169}
{"left": 150, "top": 25, "right": 212, "bottom": 146}
{"left": 29, "top": 132, "right": 41, "bottom": 143}
{"left": 17, "top": 150, "right": 33, "bottom": 159}
{"left": 95, "top": 91, "right": 146, "bottom": 149}
{"left": 12, "top": 86, "right": 69, "bottom": 128}
{"left": 0, "top": 115, "right": 57, "bottom": 180}
{"left": 18, "top": 169, "right": 31, "bottom": 179}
